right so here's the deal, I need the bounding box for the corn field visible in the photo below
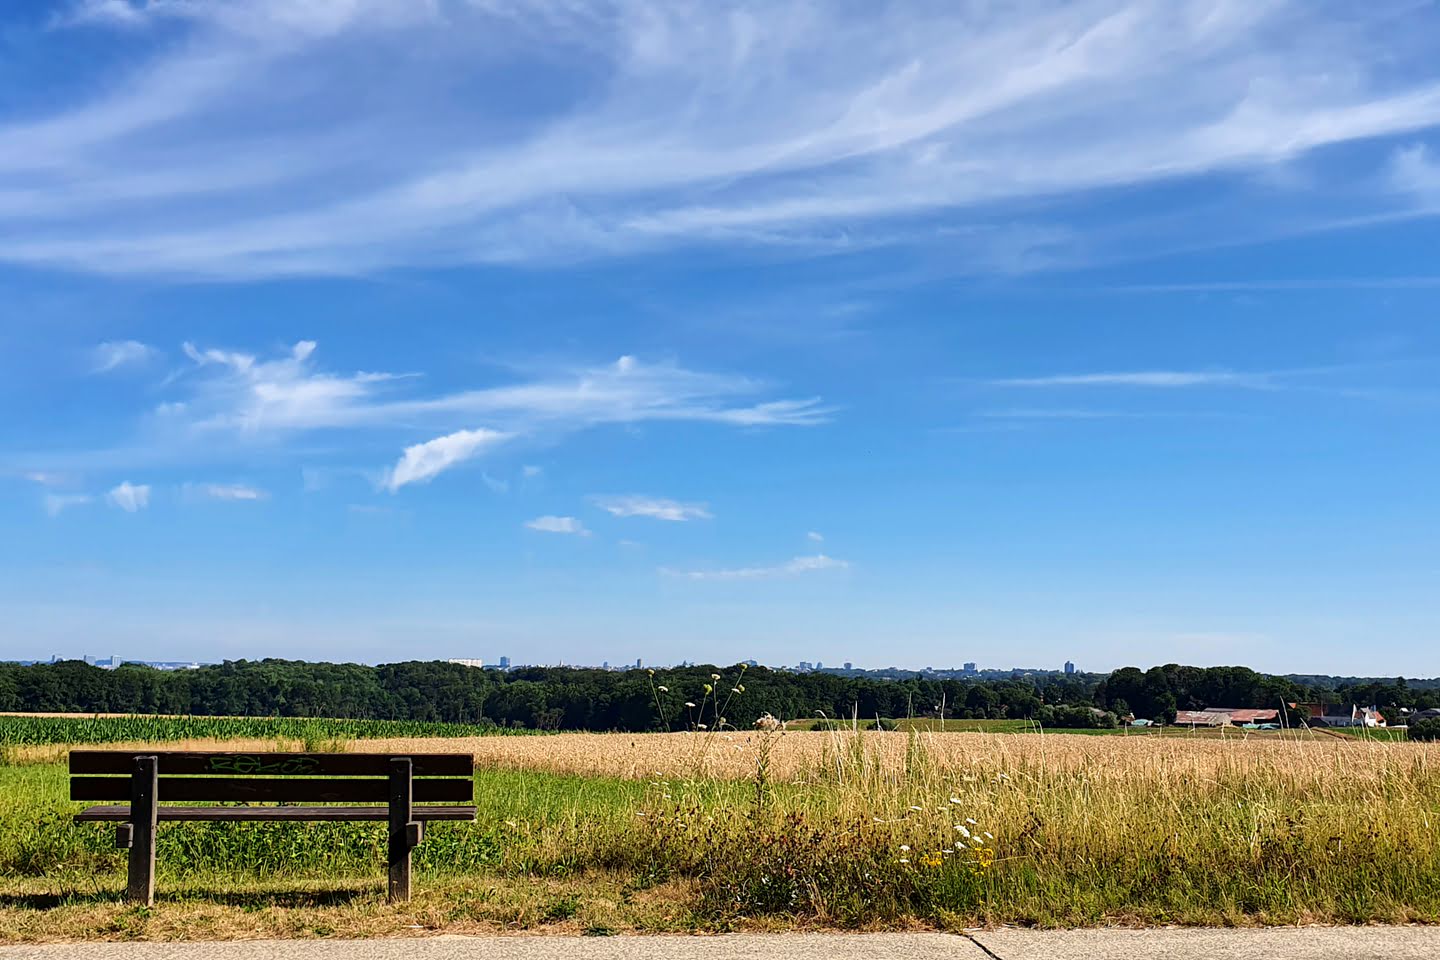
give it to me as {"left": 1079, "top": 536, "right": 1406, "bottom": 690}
{"left": 0, "top": 714, "right": 524, "bottom": 749}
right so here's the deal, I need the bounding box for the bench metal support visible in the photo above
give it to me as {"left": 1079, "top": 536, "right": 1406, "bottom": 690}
{"left": 126, "top": 755, "right": 158, "bottom": 906}
{"left": 388, "top": 757, "right": 414, "bottom": 903}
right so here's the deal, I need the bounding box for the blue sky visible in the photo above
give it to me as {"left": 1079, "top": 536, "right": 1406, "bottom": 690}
{"left": 2, "top": 0, "right": 1439, "bottom": 674}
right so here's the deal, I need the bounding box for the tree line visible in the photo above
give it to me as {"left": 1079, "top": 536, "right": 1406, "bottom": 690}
{"left": 0, "top": 659, "right": 1434, "bottom": 731}
{"left": 1096, "top": 664, "right": 1440, "bottom": 724}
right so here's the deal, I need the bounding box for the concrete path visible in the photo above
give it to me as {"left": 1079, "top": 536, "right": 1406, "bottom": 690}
{"left": 1, "top": 929, "right": 1437, "bottom": 959}
{"left": 971, "top": 927, "right": 1438, "bottom": 959}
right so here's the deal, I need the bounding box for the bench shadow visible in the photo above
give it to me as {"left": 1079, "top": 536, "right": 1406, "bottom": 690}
{"left": 173, "top": 887, "right": 375, "bottom": 908}
{"left": 0, "top": 887, "right": 375, "bottom": 910}
{"left": 0, "top": 894, "right": 88, "bottom": 910}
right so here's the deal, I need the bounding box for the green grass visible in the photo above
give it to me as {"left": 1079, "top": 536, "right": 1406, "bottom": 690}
{"left": 1334, "top": 727, "right": 1410, "bottom": 742}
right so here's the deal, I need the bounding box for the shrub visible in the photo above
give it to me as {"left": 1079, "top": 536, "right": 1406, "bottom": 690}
{"left": 1036, "top": 705, "right": 1118, "bottom": 729}
{"left": 1409, "top": 718, "right": 1440, "bottom": 742}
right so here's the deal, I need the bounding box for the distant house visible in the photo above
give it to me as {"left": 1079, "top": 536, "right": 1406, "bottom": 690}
{"left": 1308, "top": 705, "right": 1387, "bottom": 728}
{"left": 1416, "top": 708, "right": 1440, "bottom": 722}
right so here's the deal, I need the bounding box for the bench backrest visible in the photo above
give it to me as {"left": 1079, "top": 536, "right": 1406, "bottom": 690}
{"left": 69, "top": 751, "right": 474, "bottom": 804}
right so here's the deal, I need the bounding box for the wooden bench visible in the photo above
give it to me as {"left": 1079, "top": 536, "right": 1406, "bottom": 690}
{"left": 69, "top": 751, "right": 477, "bottom": 906}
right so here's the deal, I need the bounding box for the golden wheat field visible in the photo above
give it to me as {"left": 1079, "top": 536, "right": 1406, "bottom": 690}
{"left": 355, "top": 728, "right": 1440, "bottom": 784}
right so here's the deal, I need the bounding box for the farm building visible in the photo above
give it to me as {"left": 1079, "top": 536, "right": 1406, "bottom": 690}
{"left": 1173, "top": 707, "right": 1281, "bottom": 728}
{"left": 1174, "top": 710, "right": 1230, "bottom": 727}
{"left": 1222, "top": 708, "right": 1281, "bottom": 725}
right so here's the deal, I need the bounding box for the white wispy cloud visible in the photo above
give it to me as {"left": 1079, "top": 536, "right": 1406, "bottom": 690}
{"left": 177, "top": 339, "right": 408, "bottom": 433}
{"left": 525, "top": 515, "right": 589, "bottom": 536}
{"left": 976, "top": 408, "right": 1156, "bottom": 419}
{"left": 105, "top": 481, "right": 150, "bottom": 512}
{"left": 171, "top": 345, "right": 826, "bottom": 435}
{"left": 1389, "top": 144, "right": 1440, "bottom": 205}
{"left": 384, "top": 428, "right": 508, "bottom": 492}
{"left": 43, "top": 493, "right": 92, "bottom": 516}
{"left": 591, "top": 495, "right": 712, "bottom": 522}
{"left": 93, "top": 339, "right": 155, "bottom": 372}
{"left": 521, "top": 465, "right": 543, "bottom": 478}
{"left": 6, "top": 342, "right": 827, "bottom": 478}
{"left": 5, "top": 2, "right": 1440, "bottom": 275}
{"left": 807, "top": 531, "right": 824, "bottom": 542}
{"left": 55, "top": 0, "right": 150, "bottom": 29}
{"left": 990, "top": 371, "right": 1269, "bottom": 389}
{"left": 191, "top": 483, "right": 267, "bottom": 501}
{"left": 662, "top": 554, "right": 849, "bottom": 581}
{"left": 25, "top": 471, "right": 69, "bottom": 487}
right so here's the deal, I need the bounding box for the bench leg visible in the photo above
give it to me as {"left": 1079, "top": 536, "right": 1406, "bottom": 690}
{"left": 127, "top": 755, "right": 158, "bottom": 906}
{"left": 388, "top": 758, "right": 413, "bottom": 903}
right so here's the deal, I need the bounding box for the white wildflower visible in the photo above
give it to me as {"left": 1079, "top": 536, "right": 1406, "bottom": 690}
{"left": 657, "top": 685, "right": 669, "bottom": 692}
{"left": 956, "top": 824, "right": 971, "bottom": 839}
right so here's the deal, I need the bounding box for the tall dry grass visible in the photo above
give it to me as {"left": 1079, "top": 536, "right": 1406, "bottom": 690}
{"left": 366, "top": 727, "right": 1440, "bottom": 924}
{"left": 362, "top": 726, "right": 1437, "bottom": 785}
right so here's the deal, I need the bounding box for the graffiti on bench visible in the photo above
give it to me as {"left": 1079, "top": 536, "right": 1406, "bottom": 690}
{"left": 204, "top": 755, "right": 322, "bottom": 776}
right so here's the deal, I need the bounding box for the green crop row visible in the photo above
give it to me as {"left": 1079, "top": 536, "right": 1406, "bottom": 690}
{"left": 0, "top": 714, "right": 522, "bottom": 747}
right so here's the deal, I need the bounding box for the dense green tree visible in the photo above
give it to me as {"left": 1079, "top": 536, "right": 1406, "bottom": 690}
{"left": 0, "top": 659, "right": 1434, "bottom": 732}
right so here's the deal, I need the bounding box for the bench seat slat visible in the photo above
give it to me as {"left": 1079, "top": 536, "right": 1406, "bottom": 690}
{"left": 71, "top": 776, "right": 473, "bottom": 804}
{"left": 69, "top": 751, "right": 472, "bottom": 777}
{"left": 73, "top": 804, "right": 478, "bottom": 822}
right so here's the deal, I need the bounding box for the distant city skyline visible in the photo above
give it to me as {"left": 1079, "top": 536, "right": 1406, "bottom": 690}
{"left": 13, "top": 649, "right": 1437, "bottom": 683}
{"left": 3, "top": 3, "right": 1439, "bottom": 676}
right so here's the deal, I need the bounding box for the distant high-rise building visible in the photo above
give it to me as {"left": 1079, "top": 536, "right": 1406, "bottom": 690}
{"left": 1064, "top": 661, "right": 1076, "bottom": 675}
{"left": 815, "top": 661, "right": 824, "bottom": 670}
{"left": 963, "top": 662, "right": 977, "bottom": 674}
{"left": 843, "top": 661, "right": 853, "bottom": 670}
{"left": 447, "top": 658, "right": 485, "bottom": 669}
{"left": 498, "top": 656, "right": 511, "bottom": 669}
{"left": 635, "top": 657, "right": 643, "bottom": 669}
{"left": 602, "top": 661, "right": 609, "bottom": 670}
{"left": 798, "top": 661, "right": 814, "bottom": 671}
